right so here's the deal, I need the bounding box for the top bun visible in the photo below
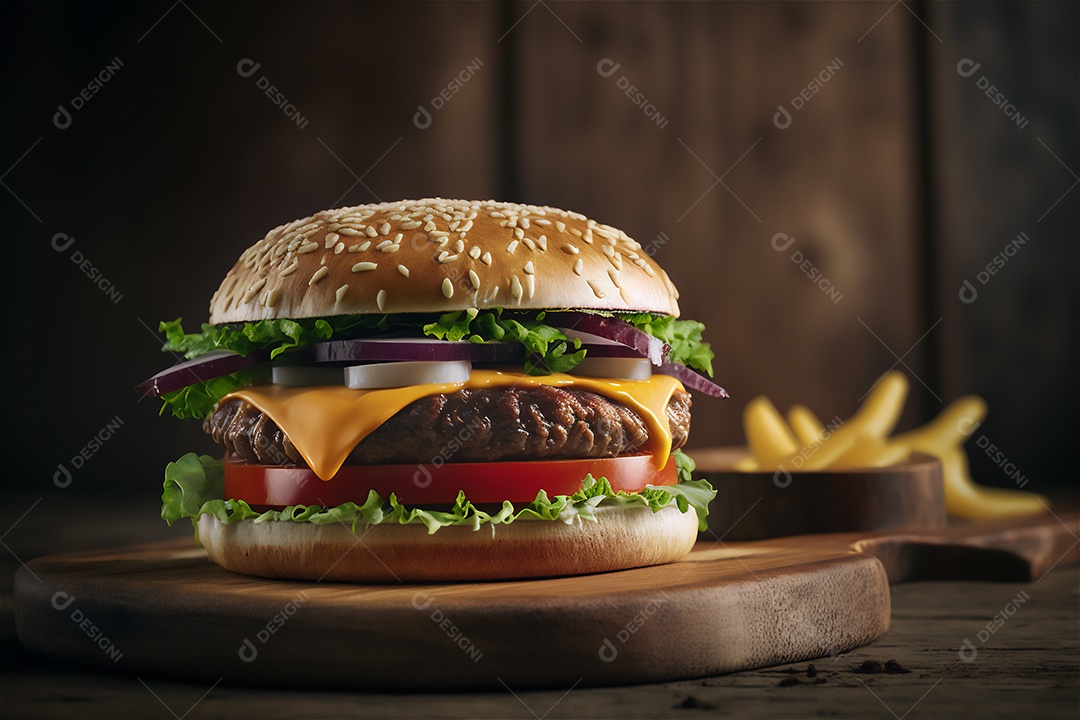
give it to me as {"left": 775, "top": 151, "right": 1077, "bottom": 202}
{"left": 208, "top": 199, "right": 680, "bottom": 323}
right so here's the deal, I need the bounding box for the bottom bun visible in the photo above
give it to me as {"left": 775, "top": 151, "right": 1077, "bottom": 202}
{"left": 197, "top": 505, "right": 699, "bottom": 582}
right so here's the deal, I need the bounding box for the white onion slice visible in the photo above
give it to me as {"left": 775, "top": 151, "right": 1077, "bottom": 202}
{"left": 345, "top": 360, "right": 471, "bottom": 389}
{"left": 570, "top": 357, "right": 653, "bottom": 381}
{"left": 272, "top": 365, "right": 345, "bottom": 387}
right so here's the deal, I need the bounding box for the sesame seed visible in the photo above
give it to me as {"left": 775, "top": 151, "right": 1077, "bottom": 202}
{"left": 243, "top": 277, "right": 267, "bottom": 302}
{"left": 467, "top": 306, "right": 479, "bottom": 318}
{"left": 442, "top": 277, "right": 454, "bottom": 298}
{"left": 469, "top": 269, "right": 480, "bottom": 289}
{"left": 450, "top": 220, "right": 460, "bottom": 231}
{"left": 359, "top": 240, "right": 372, "bottom": 251}
{"left": 601, "top": 244, "right": 615, "bottom": 258}
{"left": 587, "top": 279, "right": 605, "bottom": 298}
{"left": 430, "top": 230, "right": 450, "bottom": 238}
{"left": 608, "top": 268, "right": 621, "bottom": 287}
{"left": 347, "top": 244, "right": 362, "bottom": 253}
{"left": 536, "top": 218, "right": 552, "bottom": 226}
{"left": 511, "top": 275, "right": 523, "bottom": 301}
{"left": 266, "top": 287, "right": 282, "bottom": 307}
{"left": 424, "top": 221, "right": 437, "bottom": 232}
{"left": 325, "top": 232, "right": 340, "bottom": 248}
{"left": 523, "top": 237, "right": 536, "bottom": 251}
{"left": 279, "top": 259, "right": 299, "bottom": 276}
{"left": 555, "top": 221, "right": 566, "bottom": 232}
{"left": 454, "top": 238, "right": 465, "bottom": 253}
{"left": 507, "top": 240, "right": 519, "bottom": 254}
{"left": 338, "top": 227, "right": 361, "bottom": 236}
{"left": 570, "top": 228, "right": 583, "bottom": 237}
{"left": 461, "top": 219, "right": 473, "bottom": 232}
{"left": 574, "top": 259, "right": 584, "bottom": 275}
{"left": 394, "top": 233, "right": 403, "bottom": 243}
{"left": 376, "top": 240, "right": 393, "bottom": 250}
{"left": 352, "top": 261, "right": 377, "bottom": 272}
{"left": 309, "top": 266, "right": 329, "bottom": 285}
{"left": 334, "top": 242, "right": 345, "bottom": 254}
{"left": 520, "top": 217, "right": 530, "bottom": 229}
{"left": 398, "top": 264, "right": 410, "bottom": 277}
{"left": 523, "top": 261, "right": 535, "bottom": 274}
{"left": 380, "top": 244, "right": 401, "bottom": 253}
{"left": 481, "top": 252, "right": 493, "bottom": 265}
{"left": 365, "top": 226, "right": 378, "bottom": 237}
{"left": 297, "top": 242, "right": 319, "bottom": 254}
{"left": 335, "top": 284, "right": 349, "bottom": 304}
{"left": 468, "top": 246, "right": 481, "bottom": 259}
{"left": 490, "top": 211, "right": 506, "bottom": 218}
{"left": 377, "top": 289, "right": 387, "bottom": 311}
{"left": 514, "top": 227, "right": 525, "bottom": 240}
{"left": 485, "top": 285, "right": 500, "bottom": 302}
{"left": 537, "top": 235, "right": 547, "bottom": 250}
{"left": 379, "top": 223, "right": 391, "bottom": 235}
{"left": 563, "top": 244, "right": 579, "bottom": 254}
{"left": 401, "top": 221, "right": 421, "bottom": 229}
{"left": 526, "top": 274, "right": 535, "bottom": 298}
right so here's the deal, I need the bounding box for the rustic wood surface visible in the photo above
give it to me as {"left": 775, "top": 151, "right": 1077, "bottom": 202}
{"left": 12, "top": 509, "right": 1077, "bottom": 697}
{"left": 693, "top": 447, "right": 947, "bottom": 540}
{"left": 3, "top": 563, "right": 1077, "bottom": 718}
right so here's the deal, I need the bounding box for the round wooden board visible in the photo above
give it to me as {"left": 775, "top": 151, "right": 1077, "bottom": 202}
{"left": 15, "top": 538, "right": 891, "bottom": 690}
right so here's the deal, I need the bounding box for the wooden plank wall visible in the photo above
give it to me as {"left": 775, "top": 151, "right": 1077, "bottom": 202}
{"left": 1, "top": 1, "right": 1074, "bottom": 492}
{"left": 515, "top": 1, "right": 926, "bottom": 456}
{"left": 928, "top": 3, "right": 1079, "bottom": 489}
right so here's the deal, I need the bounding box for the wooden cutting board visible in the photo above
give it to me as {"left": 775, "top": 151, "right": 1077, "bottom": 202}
{"left": 14, "top": 511, "right": 1077, "bottom": 690}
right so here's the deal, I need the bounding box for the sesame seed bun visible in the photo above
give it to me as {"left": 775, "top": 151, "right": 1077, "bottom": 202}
{"left": 208, "top": 199, "right": 680, "bottom": 324}
{"left": 196, "top": 504, "right": 699, "bottom": 582}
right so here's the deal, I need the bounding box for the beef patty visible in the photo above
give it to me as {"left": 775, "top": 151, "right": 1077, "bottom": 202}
{"left": 204, "top": 385, "right": 691, "bottom": 466}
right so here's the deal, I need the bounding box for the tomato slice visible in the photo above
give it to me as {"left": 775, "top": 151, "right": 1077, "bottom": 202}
{"left": 225, "top": 454, "right": 676, "bottom": 508}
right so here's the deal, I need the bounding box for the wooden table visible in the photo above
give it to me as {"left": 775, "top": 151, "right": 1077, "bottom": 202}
{"left": 2, "top": 493, "right": 1077, "bottom": 718}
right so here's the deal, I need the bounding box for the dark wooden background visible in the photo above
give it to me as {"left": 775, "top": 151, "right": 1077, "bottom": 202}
{"left": 1, "top": 1, "right": 1076, "bottom": 510}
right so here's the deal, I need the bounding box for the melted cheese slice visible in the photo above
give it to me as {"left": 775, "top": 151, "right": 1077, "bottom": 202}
{"left": 224, "top": 370, "right": 684, "bottom": 480}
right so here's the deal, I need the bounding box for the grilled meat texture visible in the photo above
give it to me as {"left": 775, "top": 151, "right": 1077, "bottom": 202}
{"left": 204, "top": 386, "right": 691, "bottom": 466}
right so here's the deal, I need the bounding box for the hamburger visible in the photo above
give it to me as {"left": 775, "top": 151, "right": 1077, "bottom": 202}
{"left": 144, "top": 198, "right": 727, "bottom": 582}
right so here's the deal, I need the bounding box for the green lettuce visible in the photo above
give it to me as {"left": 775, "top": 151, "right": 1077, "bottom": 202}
{"left": 615, "top": 312, "right": 714, "bottom": 376}
{"left": 156, "top": 309, "right": 713, "bottom": 419}
{"left": 159, "top": 367, "right": 269, "bottom": 420}
{"left": 161, "top": 450, "right": 715, "bottom": 540}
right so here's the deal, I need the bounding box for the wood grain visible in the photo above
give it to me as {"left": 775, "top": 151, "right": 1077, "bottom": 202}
{"left": 513, "top": 1, "right": 926, "bottom": 450}
{"left": 927, "top": 3, "right": 1079, "bottom": 489}
{"left": 14, "top": 512, "right": 1076, "bottom": 691}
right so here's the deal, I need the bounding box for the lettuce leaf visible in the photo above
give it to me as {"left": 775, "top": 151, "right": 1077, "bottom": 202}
{"left": 615, "top": 312, "right": 714, "bottom": 376}
{"left": 161, "top": 449, "right": 716, "bottom": 541}
{"left": 156, "top": 309, "right": 712, "bottom": 419}
{"left": 158, "top": 366, "right": 269, "bottom": 420}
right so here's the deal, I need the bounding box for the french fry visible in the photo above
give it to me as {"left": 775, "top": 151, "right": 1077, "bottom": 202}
{"left": 796, "top": 423, "right": 862, "bottom": 469}
{"left": 851, "top": 371, "right": 909, "bottom": 438}
{"left": 736, "top": 379, "right": 1046, "bottom": 522}
{"left": 787, "top": 405, "right": 826, "bottom": 446}
{"left": 733, "top": 456, "right": 760, "bottom": 472}
{"left": 935, "top": 447, "right": 1046, "bottom": 519}
{"left": 744, "top": 395, "right": 799, "bottom": 469}
{"left": 891, "top": 396, "right": 987, "bottom": 454}
{"left": 831, "top": 436, "right": 910, "bottom": 469}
